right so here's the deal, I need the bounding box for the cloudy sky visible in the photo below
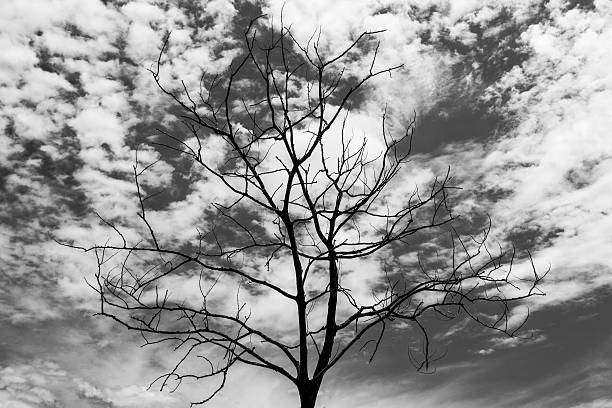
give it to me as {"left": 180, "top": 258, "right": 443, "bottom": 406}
{"left": 1, "top": 0, "right": 612, "bottom": 407}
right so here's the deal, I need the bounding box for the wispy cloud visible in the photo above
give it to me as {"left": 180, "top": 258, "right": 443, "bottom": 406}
{"left": 475, "top": 329, "right": 547, "bottom": 355}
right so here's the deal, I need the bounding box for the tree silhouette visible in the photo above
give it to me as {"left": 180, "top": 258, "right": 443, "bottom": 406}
{"left": 65, "top": 17, "right": 545, "bottom": 408}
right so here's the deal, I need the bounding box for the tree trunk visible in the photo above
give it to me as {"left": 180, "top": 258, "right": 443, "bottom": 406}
{"left": 299, "top": 380, "right": 321, "bottom": 408}
{"left": 300, "top": 392, "right": 317, "bottom": 408}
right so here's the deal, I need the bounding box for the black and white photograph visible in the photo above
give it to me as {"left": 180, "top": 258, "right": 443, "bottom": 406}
{"left": 1, "top": 0, "right": 611, "bottom": 407}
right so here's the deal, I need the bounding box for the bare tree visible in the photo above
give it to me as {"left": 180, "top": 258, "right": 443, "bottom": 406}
{"left": 65, "top": 17, "right": 545, "bottom": 408}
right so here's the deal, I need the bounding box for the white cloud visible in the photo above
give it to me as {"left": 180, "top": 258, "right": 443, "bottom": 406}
{"left": 570, "top": 400, "right": 612, "bottom": 408}
{"left": 474, "top": 2, "right": 612, "bottom": 309}
{"left": 71, "top": 107, "right": 127, "bottom": 153}
{"left": 0, "top": 361, "right": 66, "bottom": 408}
{"left": 0, "top": 358, "right": 181, "bottom": 408}
{"left": 0, "top": 37, "right": 37, "bottom": 76}
{"left": 474, "top": 329, "right": 547, "bottom": 355}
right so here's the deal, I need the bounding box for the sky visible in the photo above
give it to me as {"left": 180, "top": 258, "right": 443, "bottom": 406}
{"left": 1, "top": 0, "right": 611, "bottom": 407}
